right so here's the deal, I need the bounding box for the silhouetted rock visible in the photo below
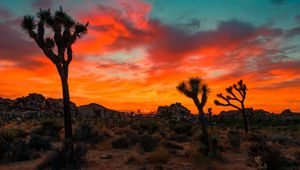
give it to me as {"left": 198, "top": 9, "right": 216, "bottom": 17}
{"left": 0, "top": 93, "right": 78, "bottom": 119}
{"left": 0, "top": 97, "right": 12, "bottom": 112}
{"left": 78, "top": 103, "right": 128, "bottom": 119}
{"left": 280, "top": 109, "right": 300, "bottom": 117}
{"left": 156, "top": 102, "right": 192, "bottom": 121}
{"left": 218, "top": 109, "right": 273, "bottom": 120}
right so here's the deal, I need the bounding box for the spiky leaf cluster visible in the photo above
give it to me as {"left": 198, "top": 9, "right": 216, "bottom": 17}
{"left": 21, "top": 7, "right": 88, "bottom": 68}
{"left": 177, "top": 77, "right": 209, "bottom": 107}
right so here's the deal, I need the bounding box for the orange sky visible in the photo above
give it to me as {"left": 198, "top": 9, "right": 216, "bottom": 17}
{"left": 0, "top": 0, "right": 300, "bottom": 114}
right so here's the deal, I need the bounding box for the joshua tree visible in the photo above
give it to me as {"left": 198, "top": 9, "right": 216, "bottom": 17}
{"left": 208, "top": 108, "right": 213, "bottom": 129}
{"left": 21, "top": 7, "right": 88, "bottom": 166}
{"left": 214, "top": 80, "right": 248, "bottom": 133}
{"left": 177, "top": 77, "right": 210, "bottom": 155}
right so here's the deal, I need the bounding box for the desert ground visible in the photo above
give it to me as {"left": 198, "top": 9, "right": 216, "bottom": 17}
{"left": 0, "top": 94, "right": 299, "bottom": 170}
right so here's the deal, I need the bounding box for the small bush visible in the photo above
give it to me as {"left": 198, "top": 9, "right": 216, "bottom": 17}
{"left": 248, "top": 133, "right": 266, "bottom": 143}
{"left": 228, "top": 130, "right": 241, "bottom": 148}
{"left": 140, "top": 135, "right": 157, "bottom": 152}
{"left": 111, "top": 136, "right": 131, "bottom": 149}
{"left": 33, "top": 120, "right": 62, "bottom": 139}
{"left": 74, "top": 123, "right": 103, "bottom": 144}
{"left": 0, "top": 129, "right": 32, "bottom": 163}
{"left": 147, "top": 147, "right": 170, "bottom": 164}
{"left": 248, "top": 142, "right": 291, "bottom": 170}
{"left": 29, "top": 134, "right": 52, "bottom": 151}
{"left": 139, "top": 120, "right": 159, "bottom": 133}
{"left": 162, "top": 140, "right": 183, "bottom": 150}
{"left": 168, "top": 134, "right": 188, "bottom": 142}
{"left": 125, "top": 132, "right": 140, "bottom": 145}
{"left": 211, "top": 136, "right": 219, "bottom": 157}
{"left": 170, "top": 122, "right": 192, "bottom": 134}
{"left": 37, "top": 143, "right": 87, "bottom": 170}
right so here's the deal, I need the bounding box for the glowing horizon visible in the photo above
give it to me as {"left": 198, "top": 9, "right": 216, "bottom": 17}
{"left": 0, "top": 0, "right": 300, "bottom": 114}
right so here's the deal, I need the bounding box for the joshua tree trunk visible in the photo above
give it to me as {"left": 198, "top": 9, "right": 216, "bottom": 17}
{"left": 241, "top": 103, "right": 248, "bottom": 133}
{"left": 58, "top": 66, "right": 74, "bottom": 167}
{"left": 193, "top": 98, "right": 209, "bottom": 155}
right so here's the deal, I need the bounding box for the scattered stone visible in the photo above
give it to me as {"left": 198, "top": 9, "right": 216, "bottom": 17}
{"left": 100, "top": 154, "right": 112, "bottom": 159}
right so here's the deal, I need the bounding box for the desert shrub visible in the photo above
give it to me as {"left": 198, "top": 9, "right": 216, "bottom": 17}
{"left": 147, "top": 147, "right": 170, "bottom": 164}
{"left": 33, "top": 120, "right": 62, "bottom": 139}
{"left": 228, "top": 130, "right": 241, "bottom": 148}
{"left": 74, "top": 123, "right": 103, "bottom": 144}
{"left": 169, "top": 122, "right": 192, "bottom": 134}
{"left": 248, "top": 142, "right": 291, "bottom": 170}
{"left": 193, "top": 154, "right": 210, "bottom": 167}
{"left": 211, "top": 136, "right": 219, "bottom": 157}
{"left": 271, "top": 135, "right": 299, "bottom": 146}
{"left": 111, "top": 136, "right": 131, "bottom": 149}
{"left": 162, "top": 140, "right": 183, "bottom": 150}
{"left": 29, "top": 134, "right": 52, "bottom": 151}
{"left": 37, "top": 143, "right": 87, "bottom": 170}
{"left": 0, "top": 129, "right": 32, "bottom": 163}
{"left": 248, "top": 133, "right": 266, "bottom": 143}
{"left": 139, "top": 134, "right": 157, "bottom": 152}
{"left": 168, "top": 134, "right": 188, "bottom": 142}
{"left": 293, "top": 151, "right": 300, "bottom": 165}
{"left": 139, "top": 120, "right": 159, "bottom": 133}
{"left": 125, "top": 132, "right": 140, "bottom": 145}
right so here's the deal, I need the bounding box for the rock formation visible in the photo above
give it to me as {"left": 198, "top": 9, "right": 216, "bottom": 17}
{"left": 156, "top": 102, "right": 193, "bottom": 121}
{"left": 78, "top": 103, "right": 128, "bottom": 120}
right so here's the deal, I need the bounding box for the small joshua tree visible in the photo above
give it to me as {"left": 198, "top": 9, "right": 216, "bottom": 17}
{"left": 177, "top": 77, "right": 210, "bottom": 155}
{"left": 214, "top": 80, "right": 249, "bottom": 133}
{"left": 21, "top": 7, "right": 88, "bottom": 167}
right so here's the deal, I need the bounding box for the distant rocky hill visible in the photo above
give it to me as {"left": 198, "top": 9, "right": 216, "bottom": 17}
{"left": 78, "top": 103, "right": 128, "bottom": 119}
{"left": 216, "top": 108, "right": 300, "bottom": 121}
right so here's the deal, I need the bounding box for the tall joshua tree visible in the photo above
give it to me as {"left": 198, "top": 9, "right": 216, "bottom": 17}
{"left": 21, "top": 7, "right": 88, "bottom": 165}
{"left": 177, "top": 77, "right": 210, "bottom": 155}
{"left": 214, "top": 80, "right": 248, "bottom": 133}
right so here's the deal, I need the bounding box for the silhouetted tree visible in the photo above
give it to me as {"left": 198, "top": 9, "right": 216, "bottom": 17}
{"left": 177, "top": 77, "right": 210, "bottom": 155}
{"left": 214, "top": 80, "right": 248, "bottom": 133}
{"left": 21, "top": 7, "right": 88, "bottom": 167}
{"left": 208, "top": 108, "right": 213, "bottom": 129}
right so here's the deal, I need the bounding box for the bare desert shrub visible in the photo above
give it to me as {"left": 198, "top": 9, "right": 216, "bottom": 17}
{"left": 0, "top": 129, "right": 32, "bottom": 163}
{"left": 32, "top": 119, "right": 62, "bottom": 139}
{"left": 228, "top": 130, "right": 241, "bottom": 148}
{"left": 37, "top": 143, "right": 87, "bottom": 170}
{"left": 111, "top": 136, "right": 131, "bottom": 149}
{"left": 147, "top": 147, "right": 170, "bottom": 164}
{"left": 29, "top": 134, "right": 52, "bottom": 151}
{"left": 248, "top": 142, "right": 291, "bottom": 170}
{"left": 140, "top": 134, "right": 157, "bottom": 152}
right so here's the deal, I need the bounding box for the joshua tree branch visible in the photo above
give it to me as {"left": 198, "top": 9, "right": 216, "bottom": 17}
{"left": 66, "top": 46, "right": 72, "bottom": 65}
{"left": 215, "top": 96, "right": 241, "bottom": 111}
{"left": 233, "top": 85, "right": 243, "bottom": 98}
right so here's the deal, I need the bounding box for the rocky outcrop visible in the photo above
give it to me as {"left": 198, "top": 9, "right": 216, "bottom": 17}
{"left": 280, "top": 109, "right": 300, "bottom": 117}
{"left": 0, "top": 93, "right": 78, "bottom": 119}
{"left": 217, "top": 109, "right": 273, "bottom": 120}
{"left": 0, "top": 97, "right": 12, "bottom": 112}
{"left": 78, "top": 103, "right": 128, "bottom": 119}
{"left": 46, "top": 97, "right": 78, "bottom": 116}
{"left": 216, "top": 108, "right": 300, "bottom": 122}
{"left": 156, "top": 103, "right": 193, "bottom": 121}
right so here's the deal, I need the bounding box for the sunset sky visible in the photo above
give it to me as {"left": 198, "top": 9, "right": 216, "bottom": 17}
{"left": 0, "top": 0, "right": 300, "bottom": 113}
